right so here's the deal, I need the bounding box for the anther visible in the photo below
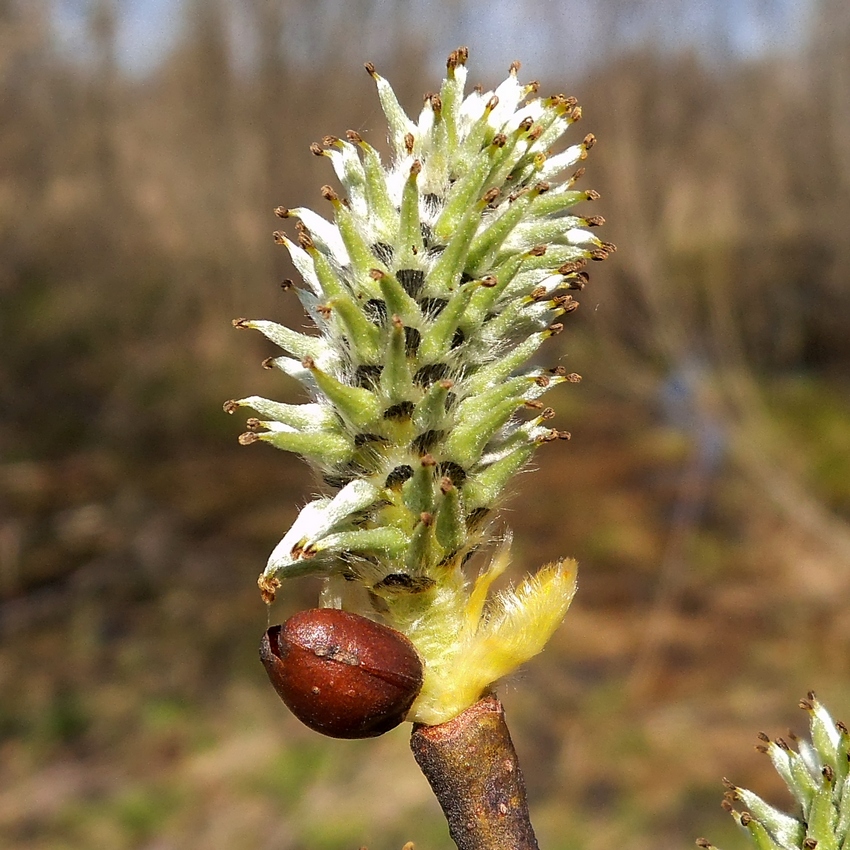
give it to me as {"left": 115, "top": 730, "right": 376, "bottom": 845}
{"left": 274, "top": 206, "right": 290, "bottom": 218}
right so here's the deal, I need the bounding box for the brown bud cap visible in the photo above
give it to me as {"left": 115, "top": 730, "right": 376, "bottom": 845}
{"left": 309, "top": 142, "right": 324, "bottom": 156}
{"left": 274, "top": 206, "right": 290, "bottom": 218}
{"left": 346, "top": 129, "right": 363, "bottom": 144}
{"left": 320, "top": 185, "right": 338, "bottom": 202}
{"left": 260, "top": 609, "right": 423, "bottom": 739}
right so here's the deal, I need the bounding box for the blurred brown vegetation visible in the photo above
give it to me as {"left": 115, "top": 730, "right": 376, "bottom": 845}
{"left": 2, "top": 0, "right": 850, "bottom": 848}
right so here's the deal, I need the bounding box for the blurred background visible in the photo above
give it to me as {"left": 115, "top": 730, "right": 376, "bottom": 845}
{"left": 2, "top": 0, "right": 850, "bottom": 848}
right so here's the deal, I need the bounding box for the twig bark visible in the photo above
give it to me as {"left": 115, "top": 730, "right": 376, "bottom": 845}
{"left": 410, "top": 695, "right": 539, "bottom": 850}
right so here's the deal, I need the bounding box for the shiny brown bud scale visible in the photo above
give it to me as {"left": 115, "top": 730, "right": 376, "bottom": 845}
{"left": 260, "top": 608, "right": 424, "bottom": 739}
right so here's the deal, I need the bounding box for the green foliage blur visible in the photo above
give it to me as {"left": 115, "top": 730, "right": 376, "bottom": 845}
{"left": 2, "top": 1, "right": 850, "bottom": 848}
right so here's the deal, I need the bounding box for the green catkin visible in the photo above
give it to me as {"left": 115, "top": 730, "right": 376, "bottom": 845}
{"left": 232, "top": 49, "right": 610, "bottom": 725}
{"left": 706, "top": 695, "right": 850, "bottom": 850}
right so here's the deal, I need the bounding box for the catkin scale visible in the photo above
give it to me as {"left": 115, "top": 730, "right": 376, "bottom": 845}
{"left": 260, "top": 608, "right": 424, "bottom": 738}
